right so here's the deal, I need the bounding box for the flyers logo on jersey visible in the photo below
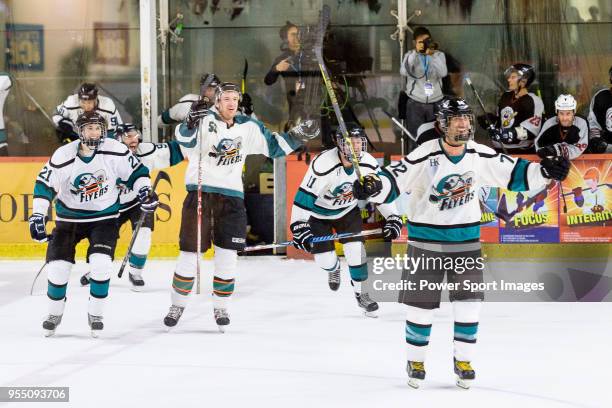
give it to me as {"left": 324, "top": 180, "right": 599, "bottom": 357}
{"left": 429, "top": 172, "right": 475, "bottom": 211}
{"left": 70, "top": 170, "right": 109, "bottom": 203}
{"left": 211, "top": 137, "right": 243, "bottom": 166}
{"left": 324, "top": 182, "right": 354, "bottom": 206}
{"left": 500, "top": 106, "right": 517, "bottom": 128}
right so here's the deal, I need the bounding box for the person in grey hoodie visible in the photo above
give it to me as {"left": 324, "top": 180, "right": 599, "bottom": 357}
{"left": 400, "top": 26, "right": 447, "bottom": 138}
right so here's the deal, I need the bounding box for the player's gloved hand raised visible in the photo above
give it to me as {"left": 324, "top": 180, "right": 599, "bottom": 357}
{"left": 540, "top": 156, "right": 570, "bottom": 181}
{"left": 288, "top": 119, "right": 320, "bottom": 141}
{"left": 290, "top": 221, "right": 313, "bottom": 252}
{"left": 186, "top": 99, "right": 210, "bottom": 129}
{"left": 572, "top": 186, "right": 584, "bottom": 207}
{"left": 240, "top": 92, "right": 254, "bottom": 116}
{"left": 588, "top": 137, "right": 607, "bottom": 153}
{"left": 383, "top": 215, "right": 403, "bottom": 241}
{"left": 352, "top": 174, "right": 383, "bottom": 200}
{"left": 56, "top": 119, "right": 78, "bottom": 144}
{"left": 537, "top": 144, "right": 563, "bottom": 158}
{"left": 137, "top": 187, "right": 159, "bottom": 213}
{"left": 28, "top": 213, "right": 49, "bottom": 242}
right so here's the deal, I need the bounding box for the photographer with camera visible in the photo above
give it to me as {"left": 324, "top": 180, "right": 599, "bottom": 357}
{"left": 400, "top": 26, "right": 447, "bottom": 138}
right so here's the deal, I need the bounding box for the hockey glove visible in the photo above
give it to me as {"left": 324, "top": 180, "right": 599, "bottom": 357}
{"left": 290, "top": 221, "right": 313, "bottom": 252}
{"left": 572, "top": 187, "right": 584, "bottom": 207}
{"left": 186, "top": 99, "right": 211, "bottom": 129}
{"left": 138, "top": 187, "right": 159, "bottom": 213}
{"left": 352, "top": 174, "right": 383, "bottom": 200}
{"left": 56, "top": 119, "right": 78, "bottom": 144}
{"left": 588, "top": 137, "right": 607, "bottom": 153}
{"left": 540, "top": 156, "right": 570, "bottom": 181}
{"left": 537, "top": 144, "right": 563, "bottom": 159}
{"left": 240, "top": 92, "right": 254, "bottom": 116}
{"left": 383, "top": 215, "right": 403, "bottom": 241}
{"left": 288, "top": 119, "right": 320, "bottom": 141}
{"left": 28, "top": 213, "right": 49, "bottom": 242}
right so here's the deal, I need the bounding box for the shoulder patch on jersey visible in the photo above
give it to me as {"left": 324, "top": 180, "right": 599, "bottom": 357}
{"left": 404, "top": 141, "right": 442, "bottom": 165}
{"left": 312, "top": 149, "right": 342, "bottom": 176}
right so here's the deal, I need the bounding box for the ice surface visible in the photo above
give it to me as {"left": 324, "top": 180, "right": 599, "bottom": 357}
{"left": 0, "top": 258, "right": 610, "bottom": 408}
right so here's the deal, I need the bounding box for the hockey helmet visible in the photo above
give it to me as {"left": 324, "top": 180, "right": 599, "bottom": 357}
{"left": 335, "top": 122, "right": 367, "bottom": 161}
{"left": 117, "top": 123, "right": 141, "bottom": 141}
{"left": 436, "top": 97, "right": 475, "bottom": 145}
{"left": 554, "top": 94, "right": 577, "bottom": 112}
{"left": 76, "top": 111, "right": 107, "bottom": 150}
{"left": 78, "top": 83, "right": 99, "bottom": 101}
{"left": 214, "top": 82, "right": 242, "bottom": 104}
{"left": 504, "top": 63, "right": 535, "bottom": 87}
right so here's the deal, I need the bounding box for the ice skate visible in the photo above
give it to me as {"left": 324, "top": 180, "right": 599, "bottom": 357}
{"left": 88, "top": 314, "right": 103, "bottom": 338}
{"left": 328, "top": 265, "right": 340, "bottom": 291}
{"left": 164, "top": 305, "right": 184, "bottom": 330}
{"left": 355, "top": 292, "right": 378, "bottom": 318}
{"left": 214, "top": 308, "right": 230, "bottom": 333}
{"left": 406, "top": 361, "right": 426, "bottom": 389}
{"left": 129, "top": 272, "right": 145, "bottom": 292}
{"left": 80, "top": 272, "right": 90, "bottom": 286}
{"left": 42, "top": 314, "right": 62, "bottom": 337}
{"left": 454, "top": 358, "right": 475, "bottom": 389}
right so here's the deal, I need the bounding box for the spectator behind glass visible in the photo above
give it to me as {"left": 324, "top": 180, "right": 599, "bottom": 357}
{"left": 400, "top": 26, "right": 447, "bottom": 138}
{"left": 264, "top": 21, "right": 305, "bottom": 129}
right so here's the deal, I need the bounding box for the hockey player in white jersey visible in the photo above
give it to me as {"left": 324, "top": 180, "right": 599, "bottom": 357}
{"left": 52, "top": 83, "right": 123, "bottom": 143}
{"left": 80, "top": 123, "right": 186, "bottom": 290}
{"left": 290, "top": 123, "right": 402, "bottom": 315}
{"left": 164, "top": 82, "right": 318, "bottom": 331}
{"left": 535, "top": 94, "right": 589, "bottom": 160}
{"left": 352, "top": 98, "right": 570, "bottom": 388}
{"left": 586, "top": 65, "right": 612, "bottom": 153}
{"left": 29, "top": 112, "right": 157, "bottom": 337}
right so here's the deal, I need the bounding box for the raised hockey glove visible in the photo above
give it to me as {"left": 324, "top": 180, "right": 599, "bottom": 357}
{"left": 288, "top": 119, "right": 320, "bottom": 141}
{"left": 588, "top": 137, "right": 607, "bottom": 153}
{"left": 290, "top": 221, "right": 313, "bottom": 252}
{"left": 56, "top": 119, "right": 78, "bottom": 144}
{"left": 240, "top": 92, "right": 254, "bottom": 116}
{"left": 572, "top": 187, "right": 584, "bottom": 207}
{"left": 28, "top": 213, "right": 49, "bottom": 242}
{"left": 186, "top": 99, "right": 210, "bottom": 130}
{"left": 138, "top": 186, "right": 159, "bottom": 213}
{"left": 383, "top": 215, "right": 403, "bottom": 241}
{"left": 352, "top": 174, "right": 383, "bottom": 200}
{"left": 540, "top": 156, "right": 570, "bottom": 181}
{"left": 537, "top": 144, "right": 563, "bottom": 159}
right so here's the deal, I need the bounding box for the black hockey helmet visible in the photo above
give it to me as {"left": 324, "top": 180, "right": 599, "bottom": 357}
{"left": 436, "top": 97, "right": 474, "bottom": 145}
{"left": 78, "top": 83, "right": 99, "bottom": 101}
{"left": 116, "top": 123, "right": 141, "bottom": 140}
{"left": 214, "top": 82, "right": 242, "bottom": 104}
{"left": 76, "top": 111, "right": 107, "bottom": 150}
{"left": 335, "top": 122, "right": 367, "bottom": 160}
{"left": 200, "top": 73, "right": 221, "bottom": 88}
{"left": 504, "top": 63, "right": 535, "bottom": 87}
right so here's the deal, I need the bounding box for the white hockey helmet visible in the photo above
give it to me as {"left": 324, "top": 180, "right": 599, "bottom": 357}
{"left": 554, "top": 94, "right": 577, "bottom": 112}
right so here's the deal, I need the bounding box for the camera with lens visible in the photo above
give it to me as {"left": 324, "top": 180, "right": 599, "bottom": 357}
{"left": 420, "top": 37, "right": 439, "bottom": 53}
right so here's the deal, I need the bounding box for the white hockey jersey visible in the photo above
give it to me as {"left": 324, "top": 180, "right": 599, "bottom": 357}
{"left": 174, "top": 110, "right": 301, "bottom": 198}
{"left": 52, "top": 94, "right": 123, "bottom": 138}
{"left": 291, "top": 148, "right": 398, "bottom": 222}
{"left": 370, "top": 139, "right": 550, "bottom": 242}
{"left": 33, "top": 139, "right": 150, "bottom": 222}
{"left": 157, "top": 93, "right": 199, "bottom": 127}
{"left": 535, "top": 115, "right": 589, "bottom": 160}
{"left": 119, "top": 141, "right": 186, "bottom": 211}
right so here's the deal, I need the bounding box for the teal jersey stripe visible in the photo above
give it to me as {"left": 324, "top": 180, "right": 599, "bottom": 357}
{"left": 34, "top": 181, "right": 56, "bottom": 201}
{"left": 167, "top": 141, "right": 185, "bottom": 165}
{"left": 124, "top": 164, "right": 149, "bottom": 189}
{"left": 380, "top": 169, "right": 400, "bottom": 203}
{"left": 161, "top": 110, "right": 178, "bottom": 125}
{"left": 407, "top": 222, "right": 480, "bottom": 242}
{"left": 56, "top": 200, "right": 120, "bottom": 219}
{"left": 294, "top": 189, "right": 316, "bottom": 210}
{"left": 186, "top": 184, "right": 244, "bottom": 199}
{"left": 0, "top": 129, "right": 6, "bottom": 143}
{"left": 176, "top": 123, "right": 197, "bottom": 148}
{"left": 235, "top": 115, "right": 301, "bottom": 158}
{"left": 508, "top": 158, "right": 530, "bottom": 192}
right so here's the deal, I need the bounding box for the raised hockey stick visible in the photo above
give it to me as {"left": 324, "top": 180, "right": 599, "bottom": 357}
{"left": 314, "top": 5, "right": 363, "bottom": 180}
{"left": 118, "top": 170, "right": 171, "bottom": 278}
{"left": 464, "top": 76, "right": 508, "bottom": 154}
{"left": 383, "top": 110, "right": 417, "bottom": 142}
{"left": 242, "top": 228, "right": 383, "bottom": 252}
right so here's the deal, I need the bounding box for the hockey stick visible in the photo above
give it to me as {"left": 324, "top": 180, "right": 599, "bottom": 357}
{"left": 314, "top": 5, "right": 363, "bottom": 180}
{"left": 241, "top": 58, "right": 248, "bottom": 94}
{"left": 118, "top": 170, "right": 171, "bottom": 278}
{"left": 383, "top": 110, "right": 417, "bottom": 142}
{"left": 242, "top": 228, "right": 383, "bottom": 252}
{"left": 464, "top": 76, "right": 508, "bottom": 154}
{"left": 29, "top": 262, "right": 48, "bottom": 296}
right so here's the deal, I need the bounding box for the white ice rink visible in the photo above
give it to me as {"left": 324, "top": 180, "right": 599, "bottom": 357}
{"left": 1, "top": 257, "right": 611, "bottom": 408}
